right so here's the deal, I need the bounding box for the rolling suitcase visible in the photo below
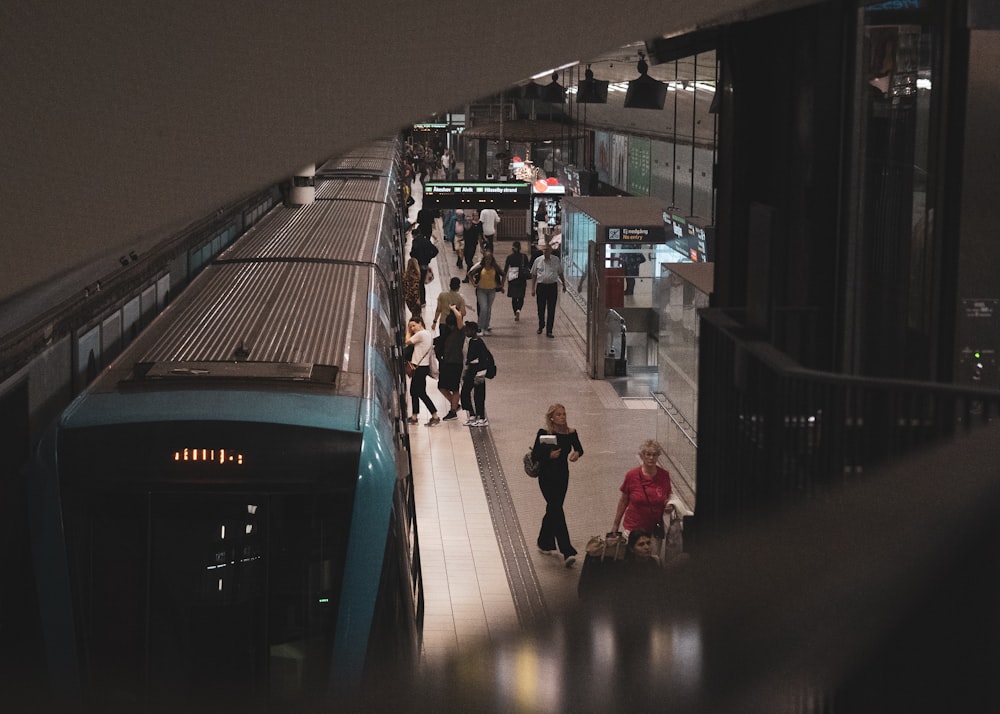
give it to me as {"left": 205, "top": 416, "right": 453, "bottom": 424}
{"left": 577, "top": 532, "right": 627, "bottom": 601}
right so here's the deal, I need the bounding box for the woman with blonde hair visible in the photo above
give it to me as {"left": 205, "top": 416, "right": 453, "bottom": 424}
{"left": 469, "top": 250, "right": 504, "bottom": 334}
{"left": 612, "top": 439, "right": 673, "bottom": 561}
{"left": 531, "top": 403, "right": 584, "bottom": 566}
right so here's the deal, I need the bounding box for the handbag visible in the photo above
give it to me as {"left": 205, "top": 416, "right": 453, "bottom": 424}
{"left": 424, "top": 266, "right": 435, "bottom": 284}
{"left": 584, "top": 532, "right": 628, "bottom": 560}
{"left": 404, "top": 361, "right": 416, "bottom": 378}
{"left": 429, "top": 349, "right": 439, "bottom": 379}
{"left": 663, "top": 510, "right": 686, "bottom": 565}
{"left": 523, "top": 450, "right": 540, "bottom": 478}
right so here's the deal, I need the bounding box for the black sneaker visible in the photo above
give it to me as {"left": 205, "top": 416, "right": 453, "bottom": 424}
{"left": 442, "top": 411, "right": 458, "bottom": 421}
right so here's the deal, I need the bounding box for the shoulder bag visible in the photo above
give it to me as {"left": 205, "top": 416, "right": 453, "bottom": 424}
{"left": 428, "top": 347, "right": 439, "bottom": 379}
{"left": 523, "top": 449, "right": 540, "bottom": 478}
{"left": 641, "top": 479, "right": 666, "bottom": 539}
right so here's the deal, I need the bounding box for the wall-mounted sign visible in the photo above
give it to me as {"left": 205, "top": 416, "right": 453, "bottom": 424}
{"left": 607, "top": 226, "right": 667, "bottom": 243}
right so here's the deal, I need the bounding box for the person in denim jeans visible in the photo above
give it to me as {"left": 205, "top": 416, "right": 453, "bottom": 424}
{"left": 469, "top": 251, "right": 504, "bottom": 333}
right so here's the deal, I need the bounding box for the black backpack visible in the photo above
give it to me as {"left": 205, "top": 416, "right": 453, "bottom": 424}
{"left": 483, "top": 344, "right": 497, "bottom": 379}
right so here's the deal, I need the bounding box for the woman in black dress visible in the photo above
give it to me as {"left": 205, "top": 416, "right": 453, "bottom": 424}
{"left": 503, "top": 240, "right": 531, "bottom": 321}
{"left": 532, "top": 403, "right": 584, "bottom": 566}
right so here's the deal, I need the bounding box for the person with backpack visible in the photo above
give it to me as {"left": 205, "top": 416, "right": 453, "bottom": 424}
{"left": 460, "top": 321, "right": 495, "bottom": 426}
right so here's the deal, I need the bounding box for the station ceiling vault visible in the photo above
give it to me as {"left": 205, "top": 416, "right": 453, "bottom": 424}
{"left": 1, "top": 0, "right": 817, "bottom": 306}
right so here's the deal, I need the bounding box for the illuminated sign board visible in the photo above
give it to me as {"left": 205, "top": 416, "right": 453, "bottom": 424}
{"left": 664, "top": 212, "right": 710, "bottom": 262}
{"left": 531, "top": 180, "right": 566, "bottom": 195}
{"left": 866, "top": 0, "right": 922, "bottom": 11}
{"left": 422, "top": 182, "right": 532, "bottom": 209}
{"left": 607, "top": 226, "right": 667, "bottom": 243}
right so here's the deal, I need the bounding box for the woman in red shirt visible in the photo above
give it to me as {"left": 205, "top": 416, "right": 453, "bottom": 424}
{"left": 612, "top": 440, "right": 674, "bottom": 560}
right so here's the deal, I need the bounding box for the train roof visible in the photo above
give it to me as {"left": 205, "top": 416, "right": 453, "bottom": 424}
{"left": 84, "top": 173, "right": 402, "bottom": 402}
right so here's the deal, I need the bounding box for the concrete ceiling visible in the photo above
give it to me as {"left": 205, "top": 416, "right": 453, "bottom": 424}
{"left": 0, "top": 0, "right": 815, "bottom": 308}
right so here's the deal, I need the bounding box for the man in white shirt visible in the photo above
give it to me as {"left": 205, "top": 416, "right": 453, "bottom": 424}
{"left": 530, "top": 242, "right": 566, "bottom": 338}
{"left": 478, "top": 207, "right": 500, "bottom": 252}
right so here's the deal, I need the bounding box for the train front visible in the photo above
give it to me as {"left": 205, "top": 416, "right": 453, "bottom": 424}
{"left": 30, "top": 193, "right": 417, "bottom": 711}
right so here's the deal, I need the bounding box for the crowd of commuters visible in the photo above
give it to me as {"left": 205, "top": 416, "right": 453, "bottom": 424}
{"left": 399, "top": 139, "right": 684, "bottom": 590}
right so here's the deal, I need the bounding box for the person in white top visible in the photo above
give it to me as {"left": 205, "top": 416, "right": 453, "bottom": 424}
{"left": 404, "top": 317, "right": 440, "bottom": 426}
{"left": 478, "top": 207, "right": 500, "bottom": 251}
{"left": 530, "top": 242, "right": 566, "bottom": 338}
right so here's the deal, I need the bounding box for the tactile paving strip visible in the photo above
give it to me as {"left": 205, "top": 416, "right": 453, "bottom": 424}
{"left": 469, "top": 426, "right": 549, "bottom": 627}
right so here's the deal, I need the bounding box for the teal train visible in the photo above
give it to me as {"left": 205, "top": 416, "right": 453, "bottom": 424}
{"left": 28, "top": 137, "right": 423, "bottom": 712}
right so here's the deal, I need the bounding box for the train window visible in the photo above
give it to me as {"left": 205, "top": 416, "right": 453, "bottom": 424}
{"left": 64, "top": 488, "right": 353, "bottom": 708}
{"left": 66, "top": 491, "right": 147, "bottom": 706}
{"left": 122, "top": 296, "right": 140, "bottom": 347}
{"left": 75, "top": 325, "right": 100, "bottom": 390}
{"left": 370, "top": 275, "right": 401, "bottom": 419}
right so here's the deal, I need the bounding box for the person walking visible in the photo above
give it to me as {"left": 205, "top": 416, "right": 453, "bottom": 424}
{"left": 410, "top": 231, "right": 439, "bottom": 306}
{"left": 612, "top": 439, "right": 673, "bottom": 562}
{"left": 442, "top": 208, "right": 457, "bottom": 248}
{"left": 440, "top": 149, "right": 451, "bottom": 180}
{"left": 469, "top": 251, "right": 504, "bottom": 333}
{"left": 535, "top": 199, "right": 549, "bottom": 244}
{"left": 462, "top": 212, "right": 483, "bottom": 280}
{"left": 432, "top": 276, "right": 467, "bottom": 333}
{"left": 532, "top": 403, "right": 583, "bottom": 566}
{"left": 435, "top": 305, "right": 466, "bottom": 421}
{"left": 460, "top": 321, "right": 494, "bottom": 426}
{"left": 415, "top": 204, "right": 435, "bottom": 241}
{"left": 530, "top": 241, "right": 566, "bottom": 338}
{"left": 453, "top": 209, "right": 466, "bottom": 267}
{"left": 478, "top": 206, "right": 500, "bottom": 253}
{"left": 404, "top": 317, "right": 440, "bottom": 426}
{"left": 402, "top": 257, "right": 423, "bottom": 318}
{"left": 503, "top": 240, "right": 531, "bottom": 321}
{"left": 547, "top": 223, "right": 563, "bottom": 255}
{"left": 621, "top": 249, "right": 647, "bottom": 296}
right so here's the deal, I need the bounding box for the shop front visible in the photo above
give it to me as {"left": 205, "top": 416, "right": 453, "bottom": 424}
{"left": 561, "top": 195, "right": 713, "bottom": 480}
{"left": 562, "top": 196, "right": 710, "bottom": 393}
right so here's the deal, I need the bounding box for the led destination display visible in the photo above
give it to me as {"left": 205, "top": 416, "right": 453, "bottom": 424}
{"left": 422, "top": 182, "right": 532, "bottom": 209}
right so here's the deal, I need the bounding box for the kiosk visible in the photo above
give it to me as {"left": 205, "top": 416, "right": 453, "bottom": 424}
{"left": 559, "top": 197, "right": 713, "bottom": 380}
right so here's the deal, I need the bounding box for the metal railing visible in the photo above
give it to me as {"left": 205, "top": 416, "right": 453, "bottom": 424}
{"left": 695, "top": 308, "right": 1000, "bottom": 531}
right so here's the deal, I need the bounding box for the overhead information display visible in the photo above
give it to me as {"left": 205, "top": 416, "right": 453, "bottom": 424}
{"left": 422, "top": 182, "right": 532, "bottom": 209}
